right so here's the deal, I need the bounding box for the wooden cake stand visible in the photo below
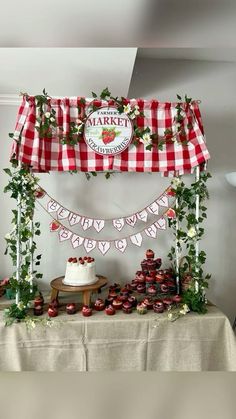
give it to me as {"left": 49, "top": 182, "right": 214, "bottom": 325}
{"left": 50, "top": 275, "right": 108, "bottom": 306}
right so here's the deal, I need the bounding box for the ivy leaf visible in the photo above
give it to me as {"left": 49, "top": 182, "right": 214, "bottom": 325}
{"left": 177, "top": 94, "right": 182, "bottom": 100}
{"left": 92, "top": 92, "right": 97, "bottom": 98}
{"left": 3, "top": 168, "right": 12, "bottom": 176}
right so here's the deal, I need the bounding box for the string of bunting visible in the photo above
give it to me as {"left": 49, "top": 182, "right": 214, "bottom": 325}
{"left": 36, "top": 200, "right": 176, "bottom": 256}
{"left": 35, "top": 184, "right": 176, "bottom": 233}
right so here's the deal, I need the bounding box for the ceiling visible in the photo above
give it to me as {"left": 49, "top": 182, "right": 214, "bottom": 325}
{"left": 0, "top": 0, "right": 236, "bottom": 47}
{"left": 0, "top": 48, "right": 137, "bottom": 101}
{"left": 138, "top": 48, "right": 236, "bottom": 63}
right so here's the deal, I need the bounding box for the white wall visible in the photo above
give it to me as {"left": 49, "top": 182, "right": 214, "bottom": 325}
{"left": 129, "top": 56, "right": 236, "bottom": 322}
{"left": 1, "top": 52, "right": 236, "bottom": 322}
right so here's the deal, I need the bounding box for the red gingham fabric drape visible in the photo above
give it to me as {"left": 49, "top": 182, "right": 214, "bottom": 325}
{"left": 10, "top": 96, "right": 210, "bottom": 176}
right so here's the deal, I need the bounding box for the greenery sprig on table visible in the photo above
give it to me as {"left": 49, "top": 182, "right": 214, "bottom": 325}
{"left": 3, "top": 161, "right": 42, "bottom": 325}
{"left": 168, "top": 171, "right": 211, "bottom": 314}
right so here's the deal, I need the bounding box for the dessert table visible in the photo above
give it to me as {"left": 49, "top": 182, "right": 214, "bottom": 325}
{"left": 0, "top": 304, "right": 235, "bottom": 371}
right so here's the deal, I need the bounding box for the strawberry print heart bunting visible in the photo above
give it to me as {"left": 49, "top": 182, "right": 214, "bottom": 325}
{"left": 34, "top": 187, "right": 45, "bottom": 199}
{"left": 166, "top": 208, "right": 176, "bottom": 219}
{"left": 50, "top": 220, "right": 60, "bottom": 232}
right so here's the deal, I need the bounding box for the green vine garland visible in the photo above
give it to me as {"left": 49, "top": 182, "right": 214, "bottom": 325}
{"left": 168, "top": 171, "right": 211, "bottom": 314}
{"left": 3, "top": 161, "right": 42, "bottom": 324}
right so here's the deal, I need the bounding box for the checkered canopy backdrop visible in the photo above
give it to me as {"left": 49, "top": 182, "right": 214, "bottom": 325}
{"left": 11, "top": 96, "right": 210, "bottom": 176}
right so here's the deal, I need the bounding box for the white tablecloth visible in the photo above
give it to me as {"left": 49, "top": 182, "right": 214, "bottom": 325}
{"left": 0, "top": 305, "right": 235, "bottom": 371}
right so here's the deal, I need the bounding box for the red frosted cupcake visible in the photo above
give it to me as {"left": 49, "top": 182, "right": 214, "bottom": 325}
{"left": 146, "top": 249, "right": 155, "bottom": 259}
{"left": 94, "top": 298, "right": 105, "bottom": 311}
{"left": 137, "top": 274, "right": 146, "bottom": 284}
{"left": 117, "top": 293, "right": 128, "bottom": 302}
{"left": 66, "top": 303, "right": 76, "bottom": 315}
{"left": 34, "top": 294, "right": 44, "bottom": 307}
{"left": 137, "top": 284, "right": 146, "bottom": 294}
{"left": 146, "top": 275, "right": 155, "bottom": 284}
{"left": 142, "top": 297, "right": 153, "bottom": 310}
{"left": 122, "top": 301, "right": 133, "bottom": 314}
{"left": 136, "top": 302, "right": 148, "bottom": 315}
{"left": 141, "top": 259, "right": 148, "bottom": 271}
{"left": 160, "top": 283, "right": 169, "bottom": 294}
{"left": 172, "top": 295, "right": 182, "bottom": 304}
{"left": 163, "top": 298, "right": 173, "bottom": 309}
{"left": 112, "top": 299, "right": 123, "bottom": 310}
{"left": 147, "top": 285, "right": 157, "bottom": 296}
{"left": 128, "top": 295, "right": 137, "bottom": 307}
{"left": 153, "top": 300, "right": 164, "bottom": 313}
{"left": 156, "top": 270, "right": 165, "bottom": 282}
{"left": 147, "top": 260, "right": 156, "bottom": 271}
{"left": 130, "top": 280, "right": 138, "bottom": 291}
{"left": 105, "top": 305, "right": 116, "bottom": 315}
{"left": 108, "top": 290, "right": 118, "bottom": 299}
{"left": 82, "top": 305, "right": 92, "bottom": 317}
{"left": 155, "top": 258, "right": 162, "bottom": 269}
{"left": 34, "top": 305, "right": 43, "bottom": 316}
{"left": 48, "top": 306, "right": 58, "bottom": 317}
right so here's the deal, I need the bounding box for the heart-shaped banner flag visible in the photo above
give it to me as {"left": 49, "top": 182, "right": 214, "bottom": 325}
{"left": 34, "top": 187, "right": 45, "bottom": 199}
{"left": 50, "top": 220, "right": 61, "bottom": 232}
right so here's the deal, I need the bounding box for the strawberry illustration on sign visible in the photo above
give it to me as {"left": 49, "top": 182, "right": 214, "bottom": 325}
{"left": 50, "top": 220, "right": 61, "bottom": 232}
{"left": 100, "top": 127, "right": 121, "bottom": 145}
{"left": 84, "top": 106, "right": 133, "bottom": 156}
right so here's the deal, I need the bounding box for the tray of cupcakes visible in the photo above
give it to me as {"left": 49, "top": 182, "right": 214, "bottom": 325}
{"left": 31, "top": 249, "right": 181, "bottom": 318}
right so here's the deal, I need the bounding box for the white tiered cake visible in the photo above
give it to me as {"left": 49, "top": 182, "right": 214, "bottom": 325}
{"left": 63, "top": 256, "right": 98, "bottom": 286}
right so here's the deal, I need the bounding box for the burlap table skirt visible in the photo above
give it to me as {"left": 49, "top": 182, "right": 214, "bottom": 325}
{"left": 0, "top": 305, "right": 235, "bottom": 371}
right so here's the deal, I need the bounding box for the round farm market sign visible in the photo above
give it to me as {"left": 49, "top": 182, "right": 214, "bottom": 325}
{"left": 84, "top": 106, "right": 133, "bottom": 156}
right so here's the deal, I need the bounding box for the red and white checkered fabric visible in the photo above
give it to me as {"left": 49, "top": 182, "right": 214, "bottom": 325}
{"left": 11, "top": 96, "right": 210, "bottom": 176}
